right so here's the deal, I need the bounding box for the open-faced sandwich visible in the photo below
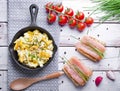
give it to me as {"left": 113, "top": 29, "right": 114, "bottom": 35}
{"left": 75, "top": 35, "right": 106, "bottom": 62}
{"left": 63, "top": 57, "right": 92, "bottom": 86}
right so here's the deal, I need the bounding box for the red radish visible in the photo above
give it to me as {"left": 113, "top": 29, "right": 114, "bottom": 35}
{"left": 95, "top": 76, "right": 103, "bottom": 86}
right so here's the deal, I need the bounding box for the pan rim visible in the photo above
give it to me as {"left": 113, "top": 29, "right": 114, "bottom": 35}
{"left": 9, "top": 26, "right": 58, "bottom": 71}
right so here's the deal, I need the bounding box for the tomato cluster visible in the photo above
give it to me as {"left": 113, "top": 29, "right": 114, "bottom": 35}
{"left": 45, "top": 2, "right": 94, "bottom": 32}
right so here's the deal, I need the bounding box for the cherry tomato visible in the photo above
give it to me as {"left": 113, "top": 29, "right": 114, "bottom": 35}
{"left": 75, "top": 11, "right": 85, "bottom": 20}
{"left": 64, "top": 8, "right": 74, "bottom": 17}
{"left": 85, "top": 17, "right": 94, "bottom": 26}
{"left": 58, "top": 15, "right": 68, "bottom": 26}
{"left": 47, "top": 13, "right": 56, "bottom": 24}
{"left": 54, "top": 3, "right": 64, "bottom": 13}
{"left": 45, "top": 2, "right": 54, "bottom": 13}
{"left": 77, "top": 22, "right": 86, "bottom": 32}
{"left": 68, "top": 18, "right": 77, "bottom": 28}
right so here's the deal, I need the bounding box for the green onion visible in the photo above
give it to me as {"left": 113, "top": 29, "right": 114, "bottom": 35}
{"left": 72, "top": 64, "right": 89, "bottom": 82}
{"left": 66, "top": 61, "right": 89, "bottom": 82}
{"left": 60, "top": 56, "right": 89, "bottom": 82}
{"left": 88, "top": 44, "right": 104, "bottom": 58}
{"left": 90, "top": 0, "right": 120, "bottom": 22}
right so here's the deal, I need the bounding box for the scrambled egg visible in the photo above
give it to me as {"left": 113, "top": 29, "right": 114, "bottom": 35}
{"left": 14, "top": 30, "right": 54, "bottom": 68}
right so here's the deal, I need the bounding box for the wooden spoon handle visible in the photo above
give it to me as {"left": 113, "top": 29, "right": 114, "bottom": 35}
{"left": 37, "top": 71, "right": 64, "bottom": 81}
{"left": 44, "top": 71, "right": 64, "bottom": 80}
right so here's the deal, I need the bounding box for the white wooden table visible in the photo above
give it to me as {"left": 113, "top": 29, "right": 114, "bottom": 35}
{"left": 0, "top": 0, "right": 120, "bottom": 91}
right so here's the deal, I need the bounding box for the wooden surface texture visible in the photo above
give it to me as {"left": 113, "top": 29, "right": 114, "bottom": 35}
{"left": 0, "top": 0, "right": 120, "bottom": 91}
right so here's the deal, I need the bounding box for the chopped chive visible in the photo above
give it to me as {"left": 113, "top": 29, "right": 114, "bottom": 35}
{"left": 88, "top": 44, "right": 104, "bottom": 58}
{"left": 60, "top": 56, "right": 89, "bottom": 82}
{"left": 73, "top": 64, "right": 89, "bottom": 81}
{"left": 66, "top": 61, "right": 89, "bottom": 82}
{"left": 90, "top": 0, "right": 120, "bottom": 22}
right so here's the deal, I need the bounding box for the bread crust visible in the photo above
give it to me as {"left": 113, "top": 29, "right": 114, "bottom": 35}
{"left": 62, "top": 57, "right": 93, "bottom": 86}
{"left": 89, "top": 36, "right": 106, "bottom": 46}
{"left": 81, "top": 35, "right": 106, "bottom": 53}
{"left": 77, "top": 47, "right": 101, "bottom": 62}
{"left": 69, "top": 57, "right": 93, "bottom": 76}
{"left": 75, "top": 35, "right": 105, "bottom": 62}
{"left": 75, "top": 42, "right": 102, "bottom": 62}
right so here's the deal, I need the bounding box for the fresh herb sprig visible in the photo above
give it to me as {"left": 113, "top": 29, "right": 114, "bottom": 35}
{"left": 91, "top": 0, "right": 120, "bottom": 22}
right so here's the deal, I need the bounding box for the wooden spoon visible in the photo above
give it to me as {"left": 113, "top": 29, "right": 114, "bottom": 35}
{"left": 10, "top": 71, "right": 64, "bottom": 91}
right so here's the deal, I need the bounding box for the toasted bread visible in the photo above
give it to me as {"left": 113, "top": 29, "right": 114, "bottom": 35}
{"left": 75, "top": 35, "right": 105, "bottom": 62}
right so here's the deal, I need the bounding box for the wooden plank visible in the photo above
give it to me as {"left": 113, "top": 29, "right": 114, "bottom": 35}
{"left": 0, "top": 0, "right": 7, "bottom": 22}
{"left": 62, "top": 0, "right": 120, "bottom": 23}
{"left": 0, "top": 47, "right": 7, "bottom": 70}
{"left": 0, "top": 0, "right": 119, "bottom": 91}
{"left": 1, "top": 70, "right": 120, "bottom": 91}
{"left": 0, "top": 71, "right": 7, "bottom": 91}
{"left": 59, "top": 71, "right": 120, "bottom": 91}
{"left": 0, "top": 23, "right": 7, "bottom": 46}
{"left": 58, "top": 47, "right": 120, "bottom": 70}
{"left": 60, "top": 24, "right": 120, "bottom": 47}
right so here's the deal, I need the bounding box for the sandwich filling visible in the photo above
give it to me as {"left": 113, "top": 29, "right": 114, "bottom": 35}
{"left": 76, "top": 42, "right": 101, "bottom": 61}
{"left": 75, "top": 35, "right": 106, "bottom": 61}
{"left": 63, "top": 57, "right": 92, "bottom": 86}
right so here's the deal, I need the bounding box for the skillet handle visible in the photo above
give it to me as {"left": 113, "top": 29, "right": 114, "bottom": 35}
{"left": 29, "top": 4, "right": 39, "bottom": 26}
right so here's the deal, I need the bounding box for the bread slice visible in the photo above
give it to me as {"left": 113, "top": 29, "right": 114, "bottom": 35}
{"left": 89, "top": 36, "right": 106, "bottom": 46}
{"left": 75, "top": 42, "right": 102, "bottom": 62}
{"left": 69, "top": 57, "right": 93, "bottom": 76}
{"left": 63, "top": 64, "right": 85, "bottom": 86}
{"left": 81, "top": 35, "right": 106, "bottom": 53}
{"left": 63, "top": 67, "right": 79, "bottom": 86}
{"left": 62, "top": 57, "right": 93, "bottom": 86}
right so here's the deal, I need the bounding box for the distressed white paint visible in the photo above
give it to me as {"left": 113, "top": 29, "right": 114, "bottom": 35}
{"left": 0, "top": 47, "right": 8, "bottom": 70}
{"left": 0, "top": 0, "right": 120, "bottom": 91}
{"left": 58, "top": 47, "right": 120, "bottom": 71}
{"left": 59, "top": 71, "right": 120, "bottom": 91}
{"left": 0, "top": 0, "right": 7, "bottom": 22}
{"left": 62, "top": 0, "right": 119, "bottom": 22}
{"left": 0, "top": 23, "right": 7, "bottom": 46}
{"left": 0, "top": 71, "right": 7, "bottom": 91}
{"left": 60, "top": 24, "right": 120, "bottom": 47}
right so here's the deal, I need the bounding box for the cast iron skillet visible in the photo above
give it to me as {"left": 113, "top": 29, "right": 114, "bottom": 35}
{"left": 9, "top": 4, "right": 57, "bottom": 70}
